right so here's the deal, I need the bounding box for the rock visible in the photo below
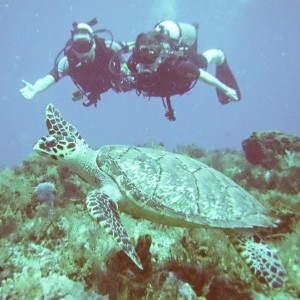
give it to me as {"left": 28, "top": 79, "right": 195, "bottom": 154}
{"left": 242, "top": 131, "right": 300, "bottom": 169}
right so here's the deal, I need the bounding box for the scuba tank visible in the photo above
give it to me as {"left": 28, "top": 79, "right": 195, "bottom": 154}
{"left": 154, "top": 20, "right": 198, "bottom": 50}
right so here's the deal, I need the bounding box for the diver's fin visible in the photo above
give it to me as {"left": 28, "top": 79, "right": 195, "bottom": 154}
{"left": 216, "top": 58, "right": 241, "bottom": 104}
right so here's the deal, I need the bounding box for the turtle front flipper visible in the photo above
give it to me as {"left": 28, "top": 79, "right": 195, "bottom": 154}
{"left": 86, "top": 188, "right": 143, "bottom": 270}
{"left": 231, "top": 232, "right": 286, "bottom": 288}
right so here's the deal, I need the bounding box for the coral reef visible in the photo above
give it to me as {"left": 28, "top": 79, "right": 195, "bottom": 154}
{"left": 0, "top": 135, "right": 299, "bottom": 299}
{"left": 241, "top": 132, "right": 300, "bottom": 195}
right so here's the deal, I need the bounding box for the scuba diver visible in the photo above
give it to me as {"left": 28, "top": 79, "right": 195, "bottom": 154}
{"left": 127, "top": 20, "right": 241, "bottom": 120}
{"left": 20, "top": 18, "right": 135, "bottom": 107}
{"left": 20, "top": 19, "right": 240, "bottom": 120}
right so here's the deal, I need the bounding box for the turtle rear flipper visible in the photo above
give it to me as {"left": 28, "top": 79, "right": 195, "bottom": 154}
{"left": 231, "top": 232, "right": 286, "bottom": 288}
{"left": 86, "top": 188, "right": 143, "bottom": 270}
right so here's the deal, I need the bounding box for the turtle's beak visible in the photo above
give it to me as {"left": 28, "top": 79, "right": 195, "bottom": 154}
{"left": 33, "top": 135, "right": 62, "bottom": 161}
{"left": 33, "top": 138, "right": 47, "bottom": 156}
{"left": 33, "top": 135, "right": 55, "bottom": 155}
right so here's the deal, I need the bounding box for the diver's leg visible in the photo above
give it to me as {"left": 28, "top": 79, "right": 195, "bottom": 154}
{"left": 202, "top": 49, "right": 241, "bottom": 103}
{"left": 202, "top": 49, "right": 225, "bottom": 66}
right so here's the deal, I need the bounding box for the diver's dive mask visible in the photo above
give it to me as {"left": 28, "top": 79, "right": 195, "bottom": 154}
{"left": 70, "top": 31, "right": 96, "bottom": 65}
{"left": 72, "top": 39, "right": 94, "bottom": 54}
{"left": 133, "top": 32, "right": 169, "bottom": 64}
{"left": 135, "top": 46, "right": 158, "bottom": 64}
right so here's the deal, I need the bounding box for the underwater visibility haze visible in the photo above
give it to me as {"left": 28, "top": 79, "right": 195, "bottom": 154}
{"left": 0, "top": 1, "right": 300, "bottom": 299}
{"left": 0, "top": 0, "right": 300, "bottom": 166}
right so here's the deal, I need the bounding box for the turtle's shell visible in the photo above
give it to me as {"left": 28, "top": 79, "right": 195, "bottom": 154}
{"left": 97, "top": 145, "right": 274, "bottom": 229}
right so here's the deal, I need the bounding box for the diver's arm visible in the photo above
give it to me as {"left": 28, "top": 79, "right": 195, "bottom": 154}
{"left": 20, "top": 75, "right": 55, "bottom": 100}
{"left": 199, "top": 69, "right": 238, "bottom": 101}
{"left": 106, "top": 41, "right": 135, "bottom": 53}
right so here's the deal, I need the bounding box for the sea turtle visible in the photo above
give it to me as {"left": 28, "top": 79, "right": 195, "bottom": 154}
{"left": 33, "top": 104, "right": 286, "bottom": 288}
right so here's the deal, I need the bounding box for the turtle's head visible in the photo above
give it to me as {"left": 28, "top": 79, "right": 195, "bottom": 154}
{"left": 34, "top": 104, "right": 87, "bottom": 163}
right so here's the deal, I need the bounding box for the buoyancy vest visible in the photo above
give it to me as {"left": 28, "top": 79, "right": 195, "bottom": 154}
{"left": 66, "top": 37, "right": 120, "bottom": 99}
{"left": 137, "top": 58, "right": 200, "bottom": 98}
{"left": 128, "top": 31, "right": 206, "bottom": 99}
{"left": 127, "top": 30, "right": 208, "bottom": 120}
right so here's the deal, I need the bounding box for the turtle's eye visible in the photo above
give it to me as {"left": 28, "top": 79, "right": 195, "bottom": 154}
{"left": 45, "top": 136, "right": 57, "bottom": 147}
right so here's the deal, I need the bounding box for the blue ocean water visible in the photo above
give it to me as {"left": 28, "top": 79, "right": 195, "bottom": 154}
{"left": 1, "top": 0, "right": 300, "bottom": 167}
